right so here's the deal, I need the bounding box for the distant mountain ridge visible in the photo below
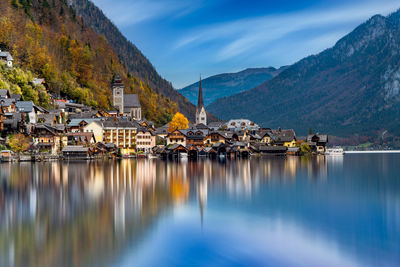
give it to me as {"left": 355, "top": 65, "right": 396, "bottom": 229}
{"left": 180, "top": 67, "right": 285, "bottom": 106}
{"left": 208, "top": 9, "right": 400, "bottom": 137}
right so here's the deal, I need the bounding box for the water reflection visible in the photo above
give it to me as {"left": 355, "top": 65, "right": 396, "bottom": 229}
{"left": 0, "top": 155, "right": 399, "bottom": 266}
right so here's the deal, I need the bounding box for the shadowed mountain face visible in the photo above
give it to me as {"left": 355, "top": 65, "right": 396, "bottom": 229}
{"left": 208, "top": 10, "right": 400, "bottom": 137}
{"left": 180, "top": 67, "right": 285, "bottom": 106}
{"left": 70, "top": 0, "right": 210, "bottom": 122}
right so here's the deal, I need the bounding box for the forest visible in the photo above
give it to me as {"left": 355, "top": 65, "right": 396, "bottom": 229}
{"left": 0, "top": 0, "right": 177, "bottom": 126}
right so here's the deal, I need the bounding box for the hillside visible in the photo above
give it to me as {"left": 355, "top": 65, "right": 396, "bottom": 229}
{"left": 69, "top": 0, "right": 205, "bottom": 122}
{"left": 208, "top": 9, "right": 400, "bottom": 138}
{"left": 180, "top": 67, "right": 285, "bottom": 106}
{"left": 0, "top": 0, "right": 177, "bottom": 126}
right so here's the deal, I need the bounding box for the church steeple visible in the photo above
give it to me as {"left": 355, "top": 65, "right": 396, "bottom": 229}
{"left": 197, "top": 75, "right": 204, "bottom": 108}
{"left": 195, "top": 75, "right": 207, "bottom": 126}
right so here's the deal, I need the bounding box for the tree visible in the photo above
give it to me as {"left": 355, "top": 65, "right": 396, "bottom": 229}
{"left": 9, "top": 133, "right": 30, "bottom": 154}
{"left": 168, "top": 112, "right": 189, "bottom": 132}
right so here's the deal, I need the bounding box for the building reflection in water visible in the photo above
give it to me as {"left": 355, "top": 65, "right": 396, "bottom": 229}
{"left": 0, "top": 156, "right": 329, "bottom": 266}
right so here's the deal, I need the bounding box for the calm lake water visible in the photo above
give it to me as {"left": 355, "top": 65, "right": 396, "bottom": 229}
{"left": 0, "top": 154, "right": 399, "bottom": 267}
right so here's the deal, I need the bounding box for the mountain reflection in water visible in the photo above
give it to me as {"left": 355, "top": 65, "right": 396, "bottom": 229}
{"left": 0, "top": 155, "right": 399, "bottom": 267}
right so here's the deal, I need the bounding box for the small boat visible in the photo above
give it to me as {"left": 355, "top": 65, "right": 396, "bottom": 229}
{"left": 148, "top": 154, "right": 158, "bottom": 159}
{"left": 325, "top": 147, "right": 345, "bottom": 156}
{"left": 180, "top": 152, "right": 188, "bottom": 159}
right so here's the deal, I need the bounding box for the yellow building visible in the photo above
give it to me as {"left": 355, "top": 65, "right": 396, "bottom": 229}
{"left": 83, "top": 121, "right": 104, "bottom": 144}
{"left": 103, "top": 120, "right": 139, "bottom": 155}
{"left": 271, "top": 129, "right": 297, "bottom": 148}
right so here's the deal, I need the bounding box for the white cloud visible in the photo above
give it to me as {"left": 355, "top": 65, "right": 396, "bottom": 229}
{"left": 92, "top": 0, "right": 203, "bottom": 26}
{"left": 175, "top": 0, "right": 400, "bottom": 61}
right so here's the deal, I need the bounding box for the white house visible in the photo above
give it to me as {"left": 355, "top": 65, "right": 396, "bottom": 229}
{"left": 0, "top": 50, "right": 13, "bottom": 68}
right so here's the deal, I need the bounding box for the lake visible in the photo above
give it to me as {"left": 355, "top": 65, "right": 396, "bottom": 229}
{"left": 0, "top": 154, "right": 399, "bottom": 267}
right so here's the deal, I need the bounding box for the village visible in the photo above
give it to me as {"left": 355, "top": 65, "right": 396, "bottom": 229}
{"left": 0, "top": 50, "right": 328, "bottom": 161}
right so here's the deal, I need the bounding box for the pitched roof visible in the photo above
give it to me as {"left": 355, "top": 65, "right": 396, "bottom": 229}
{"left": 103, "top": 120, "right": 140, "bottom": 128}
{"left": 0, "top": 89, "right": 9, "bottom": 97}
{"left": 0, "top": 51, "right": 13, "bottom": 61}
{"left": 0, "top": 98, "right": 15, "bottom": 106}
{"left": 62, "top": 146, "right": 89, "bottom": 152}
{"left": 124, "top": 94, "right": 141, "bottom": 108}
{"left": 271, "top": 129, "right": 296, "bottom": 143}
{"left": 16, "top": 101, "right": 34, "bottom": 112}
{"left": 10, "top": 94, "right": 22, "bottom": 101}
{"left": 68, "top": 118, "right": 101, "bottom": 127}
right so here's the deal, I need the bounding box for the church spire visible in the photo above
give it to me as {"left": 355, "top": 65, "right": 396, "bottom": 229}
{"left": 197, "top": 75, "right": 204, "bottom": 108}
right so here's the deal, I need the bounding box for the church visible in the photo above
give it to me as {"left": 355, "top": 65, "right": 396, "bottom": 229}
{"left": 112, "top": 76, "right": 142, "bottom": 120}
{"left": 196, "top": 76, "right": 207, "bottom": 126}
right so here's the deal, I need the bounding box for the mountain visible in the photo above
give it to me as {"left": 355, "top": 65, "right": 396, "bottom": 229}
{"left": 208, "top": 9, "right": 400, "bottom": 138}
{"left": 0, "top": 0, "right": 176, "bottom": 125}
{"left": 179, "top": 67, "right": 285, "bottom": 106}
{"left": 69, "top": 0, "right": 209, "bottom": 122}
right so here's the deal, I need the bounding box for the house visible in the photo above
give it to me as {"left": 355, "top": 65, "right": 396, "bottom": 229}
{"left": 37, "top": 113, "right": 59, "bottom": 125}
{"left": 160, "top": 144, "right": 188, "bottom": 159}
{"left": 271, "top": 128, "right": 297, "bottom": 148}
{"left": 0, "top": 98, "right": 16, "bottom": 113}
{"left": 226, "top": 119, "right": 260, "bottom": 132}
{"left": 259, "top": 145, "right": 288, "bottom": 156}
{"left": 166, "top": 129, "right": 187, "bottom": 147}
{"left": 0, "top": 50, "right": 13, "bottom": 67}
{"left": 307, "top": 134, "right": 328, "bottom": 153}
{"left": 205, "top": 131, "right": 227, "bottom": 145}
{"left": 103, "top": 119, "right": 140, "bottom": 155}
{"left": 183, "top": 129, "right": 208, "bottom": 147}
{"left": 32, "top": 124, "right": 66, "bottom": 154}
{"left": 16, "top": 101, "right": 36, "bottom": 123}
{"left": 155, "top": 123, "right": 169, "bottom": 139}
{"left": 62, "top": 146, "right": 91, "bottom": 159}
{"left": 136, "top": 128, "right": 156, "bottom": 153}
{"left": 66, "top": 132, "right": 96, "bottom": 146}
{"left": 82, "top": 120, "right": 104, "bottom": 143}
{"left": 67, "top": 118, "right": 101, "bottom": 133}
{"left": 2, "top": 113, "right": 23, "bottom": 135}
{"left": 139, "top": 119, "right": 156, "bottom": 131}
{"left": 0, "top": 89, "right": 10, "bottom": 99}
{"left": 259, "top": 130, "right": 273, "bottom": 144}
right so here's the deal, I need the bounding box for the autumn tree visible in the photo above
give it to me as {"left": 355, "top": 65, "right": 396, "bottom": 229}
{"left": 9, "top": 133, "right": 30, "bottom": 154}
{"left": 168, "top": 112, "right": 189, "bottom": 132}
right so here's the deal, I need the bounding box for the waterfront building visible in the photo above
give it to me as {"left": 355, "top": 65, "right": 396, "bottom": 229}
{"left": 136, "top": 128, "right": 156, "bottom": 153}
{"left": 166, "top": 129, "right": 187, "bottom": 147}
{"left": 270, "top": 128, "right": 297, "bottom": 148}
{"left": 307, "top": 134, "right": 328, "bottom": 153}
{"left": 83, "top": 120, "right": 104, "bottom": 143}
{"left": 195, "top": 76, "right": 207, "bottom": 126}
{"left": 103, "top": 119, "right": 139, "bottom": 155}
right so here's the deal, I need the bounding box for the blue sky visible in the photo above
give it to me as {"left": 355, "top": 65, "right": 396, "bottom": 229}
{"left": 92, "top": 0, "right": 400, "bottom": 88}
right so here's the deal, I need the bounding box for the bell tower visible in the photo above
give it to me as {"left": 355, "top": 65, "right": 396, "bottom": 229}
{"left": 113, "top": 76, "right": 124, "bottom": 114}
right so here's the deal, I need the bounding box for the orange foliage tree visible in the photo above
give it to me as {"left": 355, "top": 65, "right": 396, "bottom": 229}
{"left": 168, "top": 112, "right": 189, "bottom": 132}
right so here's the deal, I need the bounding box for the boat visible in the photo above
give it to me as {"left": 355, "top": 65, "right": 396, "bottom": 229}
{"left": 325, "top": 147, "right": 345, "bottom": 156}
{"left": 179, "top": 152, "right": 188, "bottom": 159}
{"left": 148, "top": 154, "right": 159, "bottom": 159}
